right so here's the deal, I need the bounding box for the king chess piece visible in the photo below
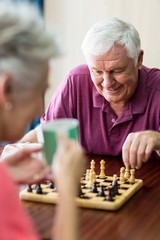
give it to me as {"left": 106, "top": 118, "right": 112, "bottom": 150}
{"left": 99, "top": 159, "right": 106, "bottom": 178}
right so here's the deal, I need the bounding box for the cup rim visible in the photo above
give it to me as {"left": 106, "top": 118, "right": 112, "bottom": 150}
{"left": 42, "top": 118, "right": 79, "bottom": 130}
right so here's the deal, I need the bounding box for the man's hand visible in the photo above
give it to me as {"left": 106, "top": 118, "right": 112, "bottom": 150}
{"left": 122, "top": 130, "right": 160, "bottom": 169}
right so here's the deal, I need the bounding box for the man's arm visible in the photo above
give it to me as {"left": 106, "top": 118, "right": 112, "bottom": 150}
{"left": 19, "top": 126, "right": 40, "bottom": 143}
{"left": 1, "top": 126, "right": 41, "bottom": 160}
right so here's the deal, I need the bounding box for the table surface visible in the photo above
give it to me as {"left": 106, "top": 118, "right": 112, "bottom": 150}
{"left": 22, "top": 154, "right": 160, "bottom": 240}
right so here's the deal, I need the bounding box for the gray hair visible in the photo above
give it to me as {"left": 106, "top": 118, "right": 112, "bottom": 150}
{"left": 0, "top": 1, "right": 61, "bottom": 99}
{"left": 81, "top": 17, "right": 141, "bottom": 65}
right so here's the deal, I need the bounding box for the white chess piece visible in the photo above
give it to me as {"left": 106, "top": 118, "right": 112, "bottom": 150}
{"left": 99, "top": 159, "right": 106, "bottom": 178}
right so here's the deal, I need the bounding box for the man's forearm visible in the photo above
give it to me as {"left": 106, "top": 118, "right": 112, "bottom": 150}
{"left": 19, "top": 128, "right": 38, "bottom": 143}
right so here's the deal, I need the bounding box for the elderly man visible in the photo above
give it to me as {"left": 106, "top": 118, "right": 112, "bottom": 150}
{"left": 9, "top": 17, "right": 160, "bottom": 169}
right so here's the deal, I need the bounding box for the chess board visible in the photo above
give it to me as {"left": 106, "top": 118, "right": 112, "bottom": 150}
{"left": 20, "top": 171, "right": 143, "bottom": 211}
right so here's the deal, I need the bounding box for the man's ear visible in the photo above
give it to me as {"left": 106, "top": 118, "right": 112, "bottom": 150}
{"left": 137, "top": 50, "right": 144, "bottom": 70}
{"left": 0, "top": 73, "right": 12, "bottom": 106}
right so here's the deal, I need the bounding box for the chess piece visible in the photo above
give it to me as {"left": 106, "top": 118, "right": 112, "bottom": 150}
{"left": 36, "top": 184, "right": 43, "bottom": 194}
{"left": 120, "top": 167, "right": 125, "bottom": 182}
{"left": 92, "top": 171, "right": 97, "bottom": 181}
{"left": 91, "top": 181, "right": 98, "bottom": 193}
{"left": 129, "top": 169, "right": 135, "bottom": 183}
{"left": 98, "top": 185, "right": 106, "bottom": 197}
{"left": 105, "top": 187, "right": 114, "bottom": 201}
{"left": 90, "top": 159, "right": 96, "bottom": 180}
{"left": 27, "top": 184, "right": 32, "bottom": 192}
{"left": 87, "top": 170, "right": 94, "bottom": 188}
{"left": 90, "top": 159, "right": 95, "bottom": 173}
{"left": 112, "top": 181, "right": 120, "bottom": 195}
{"left": 85, "top": 169, "right": 90, "bottom": 181}
{"left": 112, "top": 174, "right": 118, "bottom": 181}
{"left": 48, "top": 181, "right": 54, "bottom": 189}
{"left": 124, "top": 166, "right": 130, "bottom": 180}
{"left": 99, "top": 159, "right": 106, "bottom": 178}
{"left": 112, "top": 174, "right": 118, "bottom": 186}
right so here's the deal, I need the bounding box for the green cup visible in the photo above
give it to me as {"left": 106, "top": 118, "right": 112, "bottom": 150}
{"left": 41, "top": 118, "right": 79, "bottom": 165}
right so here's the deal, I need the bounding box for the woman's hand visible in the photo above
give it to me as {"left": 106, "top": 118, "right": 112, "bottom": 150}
{"left": 1, "top": 144, "right": 49, "bottom": 184}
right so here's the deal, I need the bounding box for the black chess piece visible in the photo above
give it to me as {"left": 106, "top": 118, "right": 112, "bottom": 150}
{"left": 98, "top": 185, "right": 106, "bottom": 197}
{"left": 105, "top": 187, "right": 114, "bottom": 201}
{"left": 27, "top": 184, "right": 32, "bottom": 192}
{"left": 36, "top": 184, "right": 43, "bottom": 194}
{"left": 91, "top": 181, "right": 98, "bottom": 193}
{"left": 48, "top": 181, "right": 54, "bottom": 189}
{"left": 112, "top": 179, "right": 120, "bottom": 195}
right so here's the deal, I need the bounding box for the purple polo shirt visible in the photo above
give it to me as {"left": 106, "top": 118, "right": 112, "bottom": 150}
{"left": 41, "top": 64, "right": 160, "bottom": 157}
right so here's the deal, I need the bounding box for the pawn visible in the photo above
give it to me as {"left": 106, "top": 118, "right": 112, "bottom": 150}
{"left": 91, "top": 181, "right": 98, "bottom": 193}
{"left": 87, "top": 170, "right": 94, "bottom": 188}
{"left": 85, "top": 169, "right": 90, "bottom": 181}
{"left": 124, "top": 166, "right": 130, "bottom": 180}
{"left": 48, "top": 181, "right": 54, "bottom": 189}
{"left": 120, "top": 167, "right": 125, "bottom": 182}
{"left": 112, "top": 182, "right": 120, "bottom": 195}
{"left": 98, "top": 185, "right": 106, "bottom": 197}
{"left": 112, "top": 174, "right": 118, "bottom": 182}
{"left": 27, "top": 184, "right": 32, "bottom": 192}
{"left": 129, "top": 169, "right": 135, "bottom": 183}
{"left": 90, "top": 159, "right": 95, "bottom": 173}
{"left": 112, "top": 177, "right": 119, "bottom": 187}
{"left": 105, "top": 187, "right": 114, "bottom": 201}
{"left": 92, "top": 171, "right": 97, "bottom": 181}
{"left": 36, "top": 184, "right": 43, "bottom": 194}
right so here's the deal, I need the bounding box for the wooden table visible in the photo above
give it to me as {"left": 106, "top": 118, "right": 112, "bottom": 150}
{"left": 22, "top": 154, "right": 160, "bottom": 240}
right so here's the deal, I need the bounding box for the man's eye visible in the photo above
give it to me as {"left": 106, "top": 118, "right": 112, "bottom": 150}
{"left": 112, "top": 69, "right": 123, "bottom": 74}
{"left": 93, "top": 70, "right": 103, "bottom": 75}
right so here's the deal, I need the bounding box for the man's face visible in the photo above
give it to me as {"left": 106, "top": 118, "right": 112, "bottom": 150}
{"left": 88, "top": 44, "right": 143, "bottom": 106}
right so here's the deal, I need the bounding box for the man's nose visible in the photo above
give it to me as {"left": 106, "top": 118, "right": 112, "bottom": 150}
{"left": 102, "top": 72, "right": 115, "bottom": 88}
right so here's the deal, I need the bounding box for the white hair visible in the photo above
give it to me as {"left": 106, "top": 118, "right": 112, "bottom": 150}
{"left": 81, "top": 17, "right": 141, "bottom": 65}
{"left": 0, "top": 0, "right": 61, "bottom": 99}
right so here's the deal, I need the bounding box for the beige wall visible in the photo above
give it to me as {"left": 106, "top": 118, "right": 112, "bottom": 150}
{"left": 44, "top": 0, "right": 160, "bottom": 106}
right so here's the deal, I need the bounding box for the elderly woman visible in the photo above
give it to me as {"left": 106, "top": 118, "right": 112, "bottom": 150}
{"left": 0, "top": 2, "right": 84, "bottom": 240}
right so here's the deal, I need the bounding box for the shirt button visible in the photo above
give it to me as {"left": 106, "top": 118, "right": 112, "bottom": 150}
{"left": 111, "top": 118, "right": 115, "bottom": 123}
